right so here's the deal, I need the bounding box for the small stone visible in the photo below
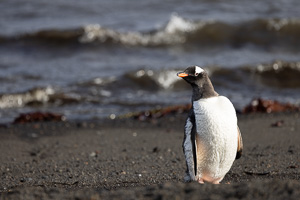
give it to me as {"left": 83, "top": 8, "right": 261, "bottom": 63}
{"left": 90, "top": 152, "right": 97, "bottom": 157}
{"left": 152, "top": 147, "right": 159, "bottom": 153}
{"left": 31, "top": 133, "right": 38, "bottom": 138}
{"left": 271, "top": 120, "right": 284, "bottom": 127}
{"left": 109, "top": 114, "right": 116, "bottom": 120}
{"left": 96, "top": 131, "right": 102, "bottom": 135}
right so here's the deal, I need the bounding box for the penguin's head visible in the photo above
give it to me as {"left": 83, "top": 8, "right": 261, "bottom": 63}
{"left": 177, "top": 66, "right": 218, "bottom": 99}
{"left": 177, "top": 66, "right": 206, "bottom": 86}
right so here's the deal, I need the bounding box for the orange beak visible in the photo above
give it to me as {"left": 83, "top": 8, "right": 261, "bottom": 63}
{"left": 177, "top": 72, "right": 188, "bottom": 77}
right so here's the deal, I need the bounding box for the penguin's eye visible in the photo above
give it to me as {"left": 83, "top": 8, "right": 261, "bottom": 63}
{"left": 195, "top": 72, "right": 199, "bottom": 76}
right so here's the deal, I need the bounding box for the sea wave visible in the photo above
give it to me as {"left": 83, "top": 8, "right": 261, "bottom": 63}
{"left": 122, "top": 61, "right": 300, "bottom": 90}
{"left": 125, "top": 69, "right": 180, "bottom": 90}
{"left": 1, "top": 15, "right": 300, "bottom": 48}
{"left": 254, "top": 61, "right": 300, "bottom": 88}
{"left": 84, "top": 61, "right": 300, "bottom": 91}
{"left": 0, "top": 87, "right": 55, "bottom": 108}
{"left": 0, "top": 87, "right": 83, "bottom": 109}
{"left": 1, "top": 61, "right": 300, "bottom": 109}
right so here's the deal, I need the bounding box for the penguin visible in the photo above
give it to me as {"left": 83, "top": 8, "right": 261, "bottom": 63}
{"left": 177, "top": 66, "right": 243, "bottom": 184}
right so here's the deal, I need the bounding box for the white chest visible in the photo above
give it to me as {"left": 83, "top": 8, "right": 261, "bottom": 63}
{"left": 193, "top": 96, "right": 237, "bottom": 137}
{"left": 192, "top": 96, "right": 238, "bottom": 177}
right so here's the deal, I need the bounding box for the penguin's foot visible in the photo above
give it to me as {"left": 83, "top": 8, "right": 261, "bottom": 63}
{"left": 196, "top": 175, "right": 224, "bottom": 184}
{"left": 212, "top": 177, "right": 224, "bottom": 184}
{"left": 197, "top": 178, "right": 205, "bottom": 184}
{"left": 197, "top": 178, "right": 220, "bottom": 184}
{"left": 212, "top": 180, "right": 220, "bottom": 184}
{"left": 196, "top": 175, "right": 205, "bottom": 184}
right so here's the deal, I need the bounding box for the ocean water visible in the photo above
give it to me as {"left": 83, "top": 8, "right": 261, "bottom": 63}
{"left": 1, "top": 0, "right": 300, "bottom": 123}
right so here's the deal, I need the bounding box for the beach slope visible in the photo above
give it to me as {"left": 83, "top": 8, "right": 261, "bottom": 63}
{"left": 0, "top": 113, "right": 299, "bottom": 199}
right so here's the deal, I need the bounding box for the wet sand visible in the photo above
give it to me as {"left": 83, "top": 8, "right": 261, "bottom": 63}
{"left": 0, "top": 112, "right": 300, "bottom": 199}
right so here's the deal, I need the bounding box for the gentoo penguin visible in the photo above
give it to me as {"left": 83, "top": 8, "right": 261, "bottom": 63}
{"left": 177, "top": 66, "right": 243, "bottom": 184}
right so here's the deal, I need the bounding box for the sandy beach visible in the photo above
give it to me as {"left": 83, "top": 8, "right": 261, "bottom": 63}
{"left": 0, "top": 112, "right": 299, "bottom": 199}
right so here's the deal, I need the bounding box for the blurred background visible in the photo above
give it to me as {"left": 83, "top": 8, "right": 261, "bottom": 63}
{"left": 1, "top": 0, "right": 300, "bottom": 123}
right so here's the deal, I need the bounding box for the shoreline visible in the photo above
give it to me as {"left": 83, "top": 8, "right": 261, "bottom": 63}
{"left": 0, "top": 112, "right": 300, "bottom": 199}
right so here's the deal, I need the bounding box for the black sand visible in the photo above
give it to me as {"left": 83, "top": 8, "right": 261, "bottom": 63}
{"left": 0, "top": 112, "right": 300, "bottom": 199}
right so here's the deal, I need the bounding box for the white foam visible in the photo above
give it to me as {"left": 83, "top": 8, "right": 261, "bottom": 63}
{"left": 267, "top": 19, "right": 289, "bottom": 31}
{"left": 0, "top": 87, "right": 55, "bottom": 109}
{"left": 156, "top": 70, "right": 180, "bottom": 89}
{"left": 165, "top": 14, "right": 197, "bottom": 34}
{"left": 79, "top": 14, "right": 200, "bottom": 46}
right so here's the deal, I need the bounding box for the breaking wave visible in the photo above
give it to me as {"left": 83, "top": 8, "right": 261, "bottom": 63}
{"left": 0, "top": 87, "right": 83, "bottom": 109}
{"left": 82, "top": 61, "right": 300, "bottom": 92}
{"left": 122, "top": 61, "right": 300, "bottom": 90}
{"left": 0, "top": 87, "right": 55, "bottom": 109}
{"left": 1, "top": 15, "right": 300, "bottom": 48}
{"left": 1, "top": 61, "right": 300, "bottom": 109}
{"left": 125, "top": 69, "right": 180, "bottom": 90}
{"left": 253, "top": 61, "right": 300, "bottom": 88}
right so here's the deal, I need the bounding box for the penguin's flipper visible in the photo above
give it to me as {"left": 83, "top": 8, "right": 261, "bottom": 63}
{"left": 182, "top": 111, "right": 197, "bottom": 180}
{"left": 236, "top": 126, "right": 243, "bottom": 159}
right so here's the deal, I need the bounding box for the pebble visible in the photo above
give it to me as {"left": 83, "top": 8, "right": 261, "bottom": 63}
{"left": 90, "top": 152, "right": 97, "bottom": 157}
{"left": 20, "top": 177, "right": 33, "bottom": 183}
{"left": 31, "top": 133, "right": 38, "bottom": 138}
{"left": 109, "top": 114, "right": 116, "bottom": 120}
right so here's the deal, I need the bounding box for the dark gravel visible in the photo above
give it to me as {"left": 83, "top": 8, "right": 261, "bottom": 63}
{"left": 0, "top": 112, "right": 300, "bottom": 199}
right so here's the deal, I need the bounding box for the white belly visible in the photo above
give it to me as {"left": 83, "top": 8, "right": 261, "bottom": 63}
{"left": 193, "top": 96, "right": 238, "bottom": 180}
